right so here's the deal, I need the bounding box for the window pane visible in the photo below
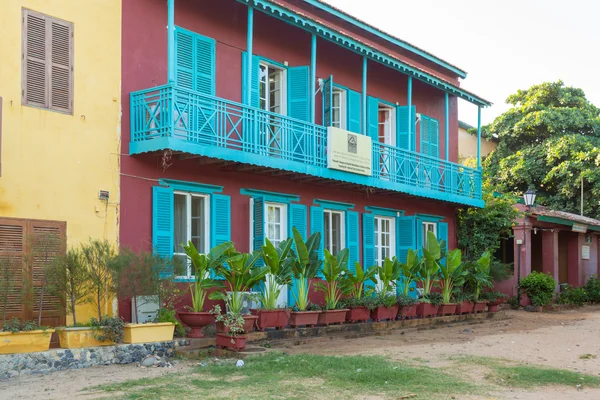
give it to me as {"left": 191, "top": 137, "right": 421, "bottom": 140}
{"left": 174, "top": 194, "right": 187, "bottom": 253}
{"left": 332, "top": 212, "right": 342, "bottom": 254}
{"left": 333, "top": 92, "right": 340, "bottom": 107}
{"left": 324, "top": 211, "right": 331, "bottom": 252}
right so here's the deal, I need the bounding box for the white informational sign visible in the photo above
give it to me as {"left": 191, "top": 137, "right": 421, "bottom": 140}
{"left": 327, "top": 127, "right": 372, "bottom": 176}
{"left": 582, "top": 245, "right": 591, "bottom": 260}
{"left": 572, "top": 224, "right": 587, "bottom": 233}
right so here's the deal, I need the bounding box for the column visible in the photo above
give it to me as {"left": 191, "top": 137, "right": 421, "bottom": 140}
{"left": 407, "top": 76, "right": 412, "bottom": 151}
{"left": 362, "top": 56, "right": 367, "bottom": 135}
{"left": 444, "top": 92, "right": 449, "bottom": 160}
{"left": 246, "top": 6, "right": 254, "bottom": 105}
{"left": 513, "top": 218, "right": 532, "bottom": 298}
{"left": 310, "top": 34, "right": 317, "bottom": 123}
{"left": 567, "top": 233, "right": 581, "bottom": 286}
{"left": 167, "top": 0, "right": 175, "bottom": 82}
{"left": 477, "top": 106, "right": 482, "bottom": 169}
{"left": 541, "top": 231, "right": 559, "bottom": 292}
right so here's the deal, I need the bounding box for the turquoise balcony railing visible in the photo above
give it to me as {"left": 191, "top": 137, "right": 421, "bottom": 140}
{"left": 130, "top": 84, "right": 482, "bottom": 207}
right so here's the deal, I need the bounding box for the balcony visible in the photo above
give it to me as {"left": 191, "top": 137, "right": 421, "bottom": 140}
{"left": 130, "top": 84, "right": 483, "bottom": 207}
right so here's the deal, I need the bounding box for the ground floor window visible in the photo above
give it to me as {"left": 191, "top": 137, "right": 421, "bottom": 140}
{"left": 324, "top": 210, "right": 345, "bottom": 255}
{"left": 375, "top": 216, "right": 396, "bottom": 265}
{"left": 266, "top": 203, "right": 287, "bottom": 247}
{"left": 422, "top": 221, "right": 437, "bottom": 247}
{"left": 174, "top": 192, "right": 210, "bottom": 278}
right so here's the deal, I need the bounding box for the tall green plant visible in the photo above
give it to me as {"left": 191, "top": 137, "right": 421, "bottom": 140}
{"left": 81, "top": 239, "right": 116, "bottom": 321}
{"left": 183, "top": 241, "right": 230, "bottom": 312}
{"left": 341, "top": 262, "right": 377, "bottom": 299}
{"left": 259, "top": 238, "right": 294, "bottom": 310}
{"left": 418, "top": 231, "right": 442, "bottom": 296}
{"left": 470, "top": 251, "right": 492, "bottom": 301}
{"left": 290, "top": 227, "right": 322, "bottom": 311}
{"left": 0, "top": 254, "right": 20, "bottom": 327}
{"left": 314, "top": 249, "right": 349, "bottom": 309}
{"left": 399, "top": 249, "right": 420, "bottom": 296}
{"left": 376, "top": 257, "right": 401, "bottom": 294}
{"left": 438, "top": 249, "right": 467, "bottom": 304}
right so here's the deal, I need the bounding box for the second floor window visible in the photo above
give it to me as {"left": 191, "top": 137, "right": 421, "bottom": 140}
{"left": 331, "top": 88, "right": 347, "bottom": 129}
{"left": 174, "top": 192, "right": 209, "bottom": 278}
{"left": 378, "top": 105, "right": 395, "bottom": 146}
{"left": 324, "top": 210, "right": 345, "bottom": 255}
{"left": 259, "top": 63, "right": 285, "bottom": 114}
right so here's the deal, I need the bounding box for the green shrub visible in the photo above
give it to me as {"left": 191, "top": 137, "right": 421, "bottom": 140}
{"left": 396, "top": 294, "right": 418, "bottom": 307}
{"left": 508, "top": 296, "right": 519, "bottom": 309}
{"left": 363, "top": 293, "right": 396, "bottom": 310}
{"left": 557, "top": 285, "right": 587, "bottom": 307}
{"left": 89, "top": 316, "right": 125, "bottom": 343}
{"left": 1, "top": 318, "right": 38, "bottom": 333}
{"left": 519, "top": 272, "right": 556, "bottom": 307}
{"left": 421, "top": 292, "right": 443, "bottom": 306}
{"left": 480, "top": 291, "right": 507, "bottom": 302}
{"left": 584, "top": 275, "right": 600, "bottom": 303}
{"left": 156, "top": 308, "right": 186, "bottom": 337}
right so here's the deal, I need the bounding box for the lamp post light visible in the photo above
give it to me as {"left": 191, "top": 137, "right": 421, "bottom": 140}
{"left": 517, "top": 187, "right": 537, "bottom": 307}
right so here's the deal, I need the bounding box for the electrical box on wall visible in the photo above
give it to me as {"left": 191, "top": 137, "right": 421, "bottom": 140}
{"left": 131, "top": 296, "right": 159, "bottom": 323}
{"left": 99, "top": 190, "right": 110, "bottom": 201}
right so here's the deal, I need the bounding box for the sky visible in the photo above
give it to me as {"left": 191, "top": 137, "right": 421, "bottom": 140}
{"left": 323, "top": 0, "right": 600, "bottom": 127}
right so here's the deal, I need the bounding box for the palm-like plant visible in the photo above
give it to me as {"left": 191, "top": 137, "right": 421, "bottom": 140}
{"left": 314, "top": 249, "right": 349, "bottom": 309}
{"left": 259, "top": 238, "right": 295, "bottom": 310}
{"left": 471, "top": 251, "right": 492, "bottom": 301}
{"left": 341, "top": 262, "right": 378, "bottom": 299}
{"left": 290, "top": 227, "right": 322, "bottom": 311}
{"left": 438, "top": 248, "right": 467, "bottom": 304}
{"left": 376, "top": 257, "right": 402, "bottom": 294}
{"left": 398, "top": 249, "right": 420, "bottom": 296}
{"left": 418, "top": 231, "right": 442, "bottom": 296}
{"left": 182, "top": 241, "right": 230, "bottom": 312}
{"left": 210, "top": 246, "right": 268, "bottom": 315}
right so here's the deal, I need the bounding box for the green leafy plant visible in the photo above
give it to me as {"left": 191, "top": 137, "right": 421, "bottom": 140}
{"left": 465, "top": 251, "right": 493, "bottom": 301}
{"left": 363, "top": 293, "right": 396, "bottom": 310}
{"left": 1, "top": 318, "right": 38, "bottom": 333}
{"left": 396, "top": 294, "right": 418, "bottom": 307}
{"left": 421, "top": 292, "right": 443, "bottom": 306}
{"left": 210, "top": 245, "right": 267, "bottom": 315}
{"left": 508, "top": 296, "right": 519, "bottom": 309}
{"left": 480, "top": 291, "right": 507, "bottom": 303}
{"left": 155, "top": 308, "right": 186, "bottom": 337}
{"left": 453, "top": 291, "right": 473, "bottom": 303}
{"left": 418, "top": 231, "right": 442, "bottom": 296}
{"left": 340, "top": 262, "right": 377, "bottom": 299}
{"left": 519, "top": 271, "right": 557, "bottom": 307}
{"left": 438, "top": 249, "right": 467, "bottom": 304}
{"left": 210, "top": 305, "right": 245, "bottom": 339}
{"left": 81, "top": 239, "right": 117, "bottom": 320}
{"left": 183, "top": 241, "right": 230, "bottom": 312}
{"left": 290, "top": 228, "right": 323, "bottom": 311}
{"left": 584, "top": 275, "right": 600, "bottom": 303}
{"left": 0, "top": 254, "right": 21, "bottom": 327}
{"left": 376, "top": 257, "right": 401, "bottom": 295}
{"left": 398, "top": 249, "right": 420, "bottom": 296}
{"left": 339, "top": 296, "right": 369, "bottom": 309}
{"left": 557, "top": 285, "right": 587, "bottom": 307}
{"left": 259, "top": 238, "right": 294, "bottom": 310}
{"left": 314, "top": 249, "right": 349, "bottom": 310}
{"left": 89, "top": 316, "right": 124, "bottom": 343}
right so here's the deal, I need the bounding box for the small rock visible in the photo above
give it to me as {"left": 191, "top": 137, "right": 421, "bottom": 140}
{"left": 140, "top": 355, "right": 161, "bottom": 368}
{"left": 236, "top": 360, "right": 244, "bottom": 368}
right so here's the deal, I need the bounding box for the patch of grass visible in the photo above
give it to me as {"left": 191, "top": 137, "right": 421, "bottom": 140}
{"left": 90, "top": 353, "right": 480, "bottom": 399}
{"left": 580, "top": 353, "right": 597, "bottom": 360}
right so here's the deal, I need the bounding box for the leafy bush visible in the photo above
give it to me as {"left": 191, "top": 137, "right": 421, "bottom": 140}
{"left": 420, "top": 292, "right": 443, "bottom": 306}
{"left": 453, "top": 291, "right": 473, "bottom": 303}
{"left": 156, "top": 308, "right": 186, "bottom": 337}
{"left": 584, "top": 275, "right": 600, "bottom": 303}
{"left": 519, "top": 272, "right": 556, "bottom": 307}
{"left": 339, "top": 297, "right": 369, "bottom": 309}
{"left": 557, "top": 285, "right": 587, "bottom": 307}
{"left": 363, "top": 293, "right": 396, "bottom": 310}
{"left": 480, "top": 291, "right": 507, "bottom": 303}
{"left": 396, "top": 294, "right": 418, "bottom": 307}
{"left": 507, "top": 296, "right": 519, "bottom": 309}
{"left": 2, "top": 318, "right": 38, "bottom": 333}
{"left": 89, "top": 316, "right": 125, "bottom": 343}
{"left": 305, "top": 303, "right": 322, "bottom": 311}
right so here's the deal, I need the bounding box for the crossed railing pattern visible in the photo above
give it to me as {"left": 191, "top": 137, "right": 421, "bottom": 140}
{"left": 130, "top": 84, "right": 481, "bottom": 200}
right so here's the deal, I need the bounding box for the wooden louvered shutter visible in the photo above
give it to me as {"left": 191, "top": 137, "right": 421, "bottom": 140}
{"left": 22, "top": 9, "right": 73, "bottom": 114}
{"left": 0, "top": 218, "right": 27, "bottom": 324}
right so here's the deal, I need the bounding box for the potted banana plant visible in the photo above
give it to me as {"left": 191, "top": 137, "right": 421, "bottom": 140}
{"left": 398, "top": 248, "right": 420, "bottom": 296}
{"left": 416, "top": 231, "right": 442, "bottom": 318}
{"left": 370, "top": 257, "right": 401, "bottom": 322}
{"left": 255, "top": 238, "right": 294, "bottom": 331}
{"left": 314, "top": 249, "right": 349, "bottom": 326}
{"left": 438, "top": 248, "right": 467, "bottom": 316}
{"left": 340, "top": 262, "right": 377, "bottom": 323}
{"left": 289, "top": 228, "right": 322, "bottom": 328}
{"left": 210, "top": 245, "right": 268, "bottom": 334}
{"left": 472, "top": 251, "right": 492, "bottom": 313}
{"left": 177, "top": 241, "right": 229, "bottom": 338}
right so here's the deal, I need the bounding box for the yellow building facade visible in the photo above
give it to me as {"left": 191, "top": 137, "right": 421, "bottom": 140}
{"left": 0, "top": 0, "right": 121, "bottom": 324}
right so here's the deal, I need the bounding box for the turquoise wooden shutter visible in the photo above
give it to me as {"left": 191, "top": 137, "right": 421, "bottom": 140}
{"left": 175, "top": 27, "right": 215, "bottom": 95}
{"left": 310, "top": 206, "right": 325, "bottom": 277}
{"left": 396, "top": 105, "right": 416, "bottom": 150}
{"left": 253, "top": 197, "right": 265, "bottom": 252}
{"left": 347, "top": 89, "right": 361, "bottom": 134}
{"left": 288, "top": 66, "right": 310, "bottom": 122}
{"left": 429, "top": 118, "right": 440, "bottom": 158}
{"left": 346, "top": 211, "right": 359, "bottom": 274}
{"left": 397, "top": 216, "right": 416, "bottom": 297}
{"left": 362, "top": 213, "right": 375, "bottom": 294}
{"left": 211, "top": 194, "right": 231, "bottom": 248}
{"left": 367, "top": 96, "right": 379, "bottom": 142}
{"left": 241, "top": 52, "right": 260, "bottom": 108}
{"left": 420, "top": 115, "right": 430, "bottom": 155}
{"left": 322, "top": 75, "right": 333, "bottom": 127}
{"left": 153, "top": 186, "right": 174, "bottom": 277}
{"left": 288, "top": 203, "right": 307, "bottom": 307}
{"left": 438, "top": 221, "right": 449, "bottom": 266}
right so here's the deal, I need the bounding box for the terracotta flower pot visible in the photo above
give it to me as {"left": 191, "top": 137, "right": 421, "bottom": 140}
{"left": 216, "top": 315, "right": 258, "bottom": 334}
{"left": 473, "top": 301, "right": 487, "bottom": 313}
{"left": 317, "top": 309, "right": 348, "bottom": 326}
{"left": 215, "top": 333, "right": 247, "bottom": 351}
{"left": 398, "top": 305, "right": 417, "bottom": 320}
{"left": 455, "top": 301, "right": 473, "bottom": 315}
{"left": 416, "top": 302, "right": 439, "bottom": 318}
{"left": 346, "top": 307, "right": 370, "bottom": 323}
{"left": 438, "top": 303, "right": 457, "bottom": 316}
{"left": 487, "top": 298, "right": 505, "bottom": 313}
{"left": 370, "top": 305, "right": 398, "bottom": 322}
{"left": 288, "top": 311, "right": 320, "bottom": 328}
{"left": 251, "top": 309, "right": 289, "bottom": 331}
{"left": 177, "top": 311, "right": 215, "bottom": 338}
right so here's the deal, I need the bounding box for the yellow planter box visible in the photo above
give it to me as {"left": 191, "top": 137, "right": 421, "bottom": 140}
{"left": 123, "top": 322, "right": 175, "bottom": 344}
{"left": 0, "top": 330, "right": 55, "bottom": 354}
{"left": 57, "top": 327, "right": 114, "bottom": 349}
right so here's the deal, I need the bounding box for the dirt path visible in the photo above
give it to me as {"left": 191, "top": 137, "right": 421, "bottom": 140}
{"left": 2, "top": 307, "right": 600, "bottom": 399}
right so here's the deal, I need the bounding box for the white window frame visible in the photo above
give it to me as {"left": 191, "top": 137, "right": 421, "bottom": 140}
{"left": 173, "top": 191, "right": 210, "bottom": 279}
{"left": 374, "top": 216, "right": 396, "bottom": 266}
{"left": 378, "top": 104, "right": 396, "bottom": 146}
{"left": 324, "top": 209, "right": 346, "bottom": 254}
{"left": 264, "top": 202, "right": 288, "bottom": 248}
{"left": 422, "top": 221, "right": 437, "bottom": 247}
{"left": 331, "top": 87, "right": 347, "bottom": 130}
{"left": 259, "top": 61, "right": 287, "bottom": 116}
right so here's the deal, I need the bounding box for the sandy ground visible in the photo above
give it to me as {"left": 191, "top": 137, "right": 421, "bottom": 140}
{"left": 2, "top": 306, "right": 600, "bottom": 399}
